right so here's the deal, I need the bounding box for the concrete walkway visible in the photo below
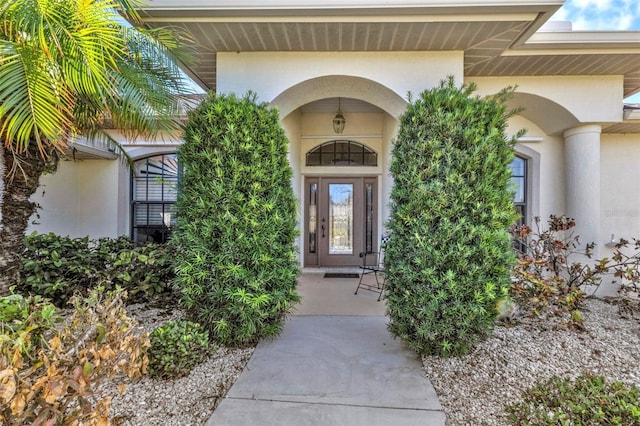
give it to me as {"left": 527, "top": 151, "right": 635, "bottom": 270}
{"left": 206, "top": 274, "right": 445, "bottom": 426}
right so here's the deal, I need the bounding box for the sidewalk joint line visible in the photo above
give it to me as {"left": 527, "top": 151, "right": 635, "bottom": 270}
{"left": 225, "top": 396, "right": 444, "bottom": 412}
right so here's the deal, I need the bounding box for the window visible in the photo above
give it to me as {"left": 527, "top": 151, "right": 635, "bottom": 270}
{"left": 306, "top": 140, "right": 377, "bottom": 166}
{"left": 510, "top": 155, "right": 527, "bottom": 252}
{"left": 510, "top": 156, "right": 527, "bottom": 226}
{"left": 131, "top": 154, "right": 179, "bottom": 243}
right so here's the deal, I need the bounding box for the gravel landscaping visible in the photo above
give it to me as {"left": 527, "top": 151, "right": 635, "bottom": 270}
{"left": 423, "top": 298, "right": 640, "bottom": 426}
{"left": 101, "top": 302, "right": 254, "bottom": 426}
{"left": 104, "top": 297, "right": 639, "bottom": 426}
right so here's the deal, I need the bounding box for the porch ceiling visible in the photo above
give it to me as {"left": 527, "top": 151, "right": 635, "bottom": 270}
{"left": 140, "top": 1, "right": 640, "bottom": 98}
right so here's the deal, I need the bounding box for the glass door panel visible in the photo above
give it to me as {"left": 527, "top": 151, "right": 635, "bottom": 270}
{"left": 328, "top": 184, "right": 354, "bottom": 255}
{"left": 304, "top": 177, "right": 378, "bottom": 267}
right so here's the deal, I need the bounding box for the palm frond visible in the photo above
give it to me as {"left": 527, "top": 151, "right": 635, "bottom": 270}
{"left": 0, "top": 0, "right": 194, "bottom": 159}
{"left": 0, "top": 40, "right": 71, "bottom": 154}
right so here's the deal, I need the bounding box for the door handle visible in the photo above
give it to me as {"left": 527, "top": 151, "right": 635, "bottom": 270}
{"left": 321, "top": 224, "right": 325, "bottom": 238}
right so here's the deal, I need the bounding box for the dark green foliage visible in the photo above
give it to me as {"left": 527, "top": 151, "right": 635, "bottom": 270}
{"left": 172, "top": 92, "right": 299, "bottom": 347}
{"left": 105, "top": 241, "right": 175, "bottom": 300}
{"left": 21, "top": 233, "right": 94, "bottom": 304}
{"left": 21, "top": 233, "right": 174, "bottom": 305}
{"left": 147, "top": 320, "right": 213, "bottom": 379}
{"left": 385, "top": 76, "right": 520, "bottom": 356}
{"left": 506, "top": 374, "right": 640, "bottom": 425}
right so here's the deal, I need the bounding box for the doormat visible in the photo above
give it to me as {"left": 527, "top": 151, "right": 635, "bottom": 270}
{"left": 324, "top": 273, "right": 360, "bottom": 279}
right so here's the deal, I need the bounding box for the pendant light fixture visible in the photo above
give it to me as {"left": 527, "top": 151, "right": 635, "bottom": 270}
{"left": 332, "top": 97, "right": 346, "bottom": 134}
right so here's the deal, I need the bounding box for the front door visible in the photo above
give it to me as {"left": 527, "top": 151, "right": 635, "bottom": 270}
{"left": 305, "top": 177, "right": 377, "bottom": 267}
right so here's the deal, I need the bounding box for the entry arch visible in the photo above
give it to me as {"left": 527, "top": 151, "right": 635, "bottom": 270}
{"left": 271, "top": 75, "right": 407, "bottom": 120}
{"left": 507, "top": 92, "right": 579, "bottom": 136}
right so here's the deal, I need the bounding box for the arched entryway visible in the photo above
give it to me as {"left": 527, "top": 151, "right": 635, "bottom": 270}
{"left": 271, "top": 76, "right": 406, "bottom": 268}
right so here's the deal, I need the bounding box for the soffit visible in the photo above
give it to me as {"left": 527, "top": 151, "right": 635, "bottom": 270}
{"left": 140, "top": 2, "right": 640, "bottom": 99}
{"left": 146, "top": 19, "right": 535, "bottom": 90}
{"left": 602, "top": 122, "right": 640, "bottom": 134}
{"left": 141, "top": 2, "right": 560, "bottom": 90}
{"left": 466, "top": 52, "right": 640, "bottom": 97}
{"left": 467, "top": 31, "right": 640, "bottom": 98}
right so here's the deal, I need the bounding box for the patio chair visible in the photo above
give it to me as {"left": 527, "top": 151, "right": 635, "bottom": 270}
{"left": 354, "top": 236, "right": 389, "bottom": 301}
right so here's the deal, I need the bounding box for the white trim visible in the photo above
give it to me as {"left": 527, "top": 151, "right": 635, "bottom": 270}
{"left": 514, "top": 143, "right": 541, "bottom": 226}
{"left": 516, "top": 136, "right": 543, "bottom": 143}
{"left": 526, "top": 31, "right": 640, "bottom": 47}
{"left": 143, "top": 13, "right": 538, "bottom": 23}
{"left": 126, "top": 146, "right": 178, "bottom": 160}
{"left": 300, "top": 135, "right": 383, "bottom": 139}
{"left": 145, "top": 0, "right": 563, "bottom": 11}
{"left": 503, "top": 47, "right": 640, "bottom": 56}
{"left": 69, "top": 144, "right": 118, "bottom": 160}
{"left": 623, "top": 110, "right": 640, "bottom": 120}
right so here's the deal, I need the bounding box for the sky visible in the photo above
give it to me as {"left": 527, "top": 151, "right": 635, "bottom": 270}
{"left": 552, "top": 0, "right": 640, "bottom": 102}
{"left": 552, "top": 0, "right": 640, "bottom": 30}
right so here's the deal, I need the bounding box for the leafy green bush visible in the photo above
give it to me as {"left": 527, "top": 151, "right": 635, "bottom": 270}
{"left": 173, "top": 92, "right": 299, "bottom": 346}
{"left": 385, "top": 77, "right": 520, "bottom": 356}
{"left": 0, "top": 288, "right": 149, "bottom": 425}
{"left": 107, "top": 242, "right": 175, "bottom": 299}
{"left": 21, "top": 233, "right": 174, "bottom": 305}
{"left": 21, "top": 233, "right": 97, "bottom": 303}
{"left": 506, "top": 374, "right": 640, "bottom": 425}
{"left": 147, "top": 320, "right": 213, "bottom": 379}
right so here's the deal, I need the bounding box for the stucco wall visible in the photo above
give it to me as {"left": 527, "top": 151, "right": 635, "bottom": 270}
{"left": 218, "top": 51, "right": 464, "bottom": 103}
{"left": 469, "top": 76, "right": 623, "bottom": 132}
{"left": 28, "top": 160, "right": 81, "bottom": 237}
{"left": 281, "top": 110, "right": 303, "bottom": 263}
{"left": 601, "top": 134, "right": 640, "bottom": 245}
{"left": 76, "top": 160, "right": 121, "bottom": 238}
{"left": 508, "top": 115, "right": 565, "bottom": 223}
{"left": 27, "top": 159, "right": 122, "bottom": 238}
{"left": 381, "top": 114, "right": 398, "bottom": 232}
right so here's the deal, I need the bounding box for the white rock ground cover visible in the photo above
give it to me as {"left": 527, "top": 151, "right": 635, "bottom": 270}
{"left": 105, "top": 298, "right": 639, "bottom": 426}
{"left": 423, "top": 298, "right": 640, "bottom": 426}
{"left": 101, "top": 303, "right": 254, "bottom": 426}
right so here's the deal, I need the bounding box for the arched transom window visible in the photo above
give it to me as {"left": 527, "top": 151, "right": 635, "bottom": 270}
{"left": 306, "top": 140, "right": 377, "bottom": 166}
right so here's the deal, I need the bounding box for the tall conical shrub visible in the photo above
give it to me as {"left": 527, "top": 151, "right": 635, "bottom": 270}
{"left": 172, "top": 92, "right": 299, "bottom": 346}
{"left": 385, "top": 77, "right": 521, "bottom": 356}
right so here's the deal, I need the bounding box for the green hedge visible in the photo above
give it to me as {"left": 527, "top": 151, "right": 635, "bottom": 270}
{"left": 385, "top": 77, "right": 520, "bottom": 356}
{"left": 172, "top": 92, "right": 299, "bottom": 346}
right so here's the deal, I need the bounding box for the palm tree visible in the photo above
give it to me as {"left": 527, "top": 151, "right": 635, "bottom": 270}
{"left": 0, "top": 0, "right": 192, "bottom": 295}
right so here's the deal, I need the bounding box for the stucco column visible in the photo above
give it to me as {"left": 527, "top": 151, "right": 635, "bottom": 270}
{"left": 563, "top": 124, "right": 601, "bottom": 251}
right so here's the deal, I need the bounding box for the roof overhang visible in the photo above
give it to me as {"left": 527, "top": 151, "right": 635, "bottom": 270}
{"left": 139, "top": 1, "right": 640, "bottom": 98}
{"left": 143, "top": 0, "right": 564, "bottom": 16}
{"left": 466, "top": 30, "right": 640, "bottom": 98}
{"left": 603, "top": 104, "right": 640, "bottom": 133}
{"left": 140, "top": 0, "right": 563, "bottom": 90}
